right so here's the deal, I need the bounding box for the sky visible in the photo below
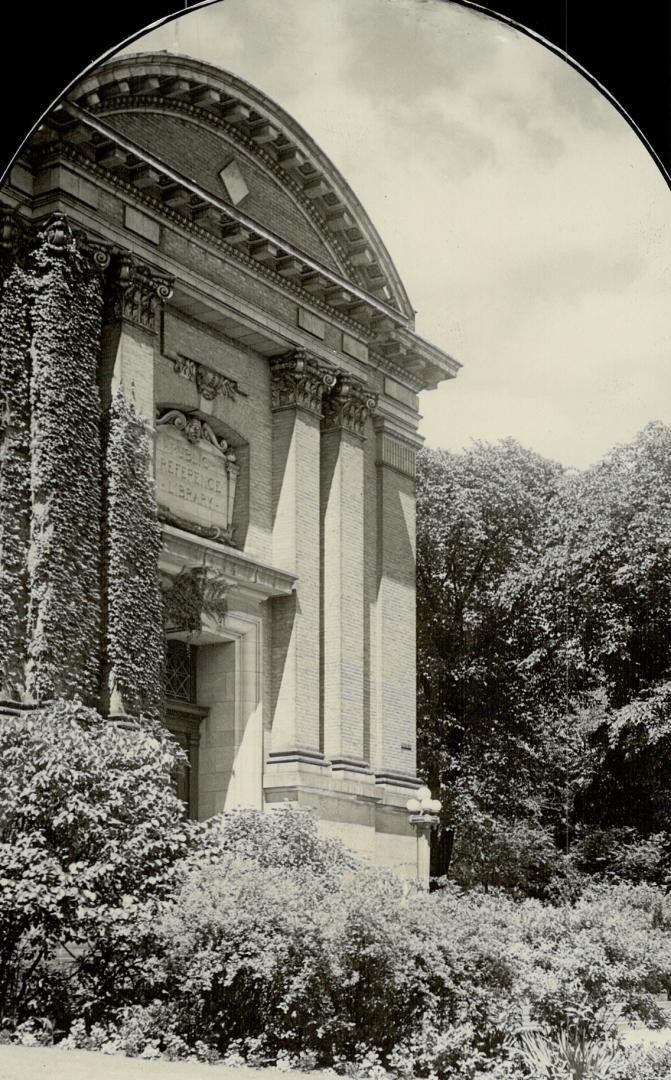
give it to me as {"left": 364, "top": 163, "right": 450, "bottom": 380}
{"left": 121, "top": 0, "right": 671, "bottom": 469}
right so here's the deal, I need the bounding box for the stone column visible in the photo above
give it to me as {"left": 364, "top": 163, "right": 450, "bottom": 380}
{"left": 268, "top": 350, "right": 334, "bottom": 764}
{"left": 100, "top": 252, "right": 173, "bottom": 422}
{"left": 100, "top": 252, "right": 173, "bottom": 718}
{"left": 373, "top": 418, "right": 422, "bottom": 781}
{"left": 320, "top": 375, "right": 376, "bottom": 771}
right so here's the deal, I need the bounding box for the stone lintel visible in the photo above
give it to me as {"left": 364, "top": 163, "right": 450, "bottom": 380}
{"left": 160, "top": 523, "right": 296, "bottom": 601}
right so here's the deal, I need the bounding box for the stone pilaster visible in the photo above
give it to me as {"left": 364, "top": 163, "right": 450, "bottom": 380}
{"left": 99, "top": 252, "right": 172, "bottom": 720}
{"left": 373, "top": 417, "right": 421, "bottom": 781}
{"left": 99, "top": 251, "right": 173, "bottom": 421}
{"left": 268, "top": 349, "right": 335, "bottom": 764}
{"left": 320, "top": 375, "right": 377, "bottom": 771}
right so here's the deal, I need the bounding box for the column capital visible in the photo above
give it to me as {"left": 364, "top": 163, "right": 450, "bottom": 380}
{"left": 322, "top": 373, "right": 377, "bottom": 438}
{"left": 269, "top": 348, "right": 336, "bottom": 416}
{"left": 104, "top": 251, "right": 173, "bottom": 333}
{"left": 1, "top": 209, "right": 113, "bottom": 279}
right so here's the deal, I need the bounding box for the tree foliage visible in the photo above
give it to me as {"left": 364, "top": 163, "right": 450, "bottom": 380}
{"left": 417, "top": 424, "right": 671, "bottom": 891}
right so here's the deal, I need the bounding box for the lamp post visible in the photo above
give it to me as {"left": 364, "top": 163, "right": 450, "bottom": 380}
{"left": 406, "top": 785, "right": 441, "bottom": 888}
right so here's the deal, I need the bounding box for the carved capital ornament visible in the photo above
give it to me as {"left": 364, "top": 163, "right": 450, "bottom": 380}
{"left": 322, "top": 374, "right": 377, "bottom": 437}
{"left": 270, "top": 349, "right": 336, "bottom": 416}
{"left": 105, "top": 252, "right": 173, "bottom": 332}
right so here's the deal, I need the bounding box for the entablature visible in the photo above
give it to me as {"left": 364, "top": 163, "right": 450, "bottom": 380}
{"left": 9, "top": 94, "right": 461, "bottom": 392}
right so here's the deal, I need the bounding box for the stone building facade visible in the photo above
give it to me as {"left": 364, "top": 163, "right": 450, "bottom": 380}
{"left": 0, "top": 53, "right": 459, "bottom": 880}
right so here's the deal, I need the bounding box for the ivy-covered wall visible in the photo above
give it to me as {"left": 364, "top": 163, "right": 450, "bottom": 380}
{"left": 0, "top": 214, "right": 167, "bottom": 715}
{"left": 0, "top": 266, "right": 32, "bottom": 699}
{"left": 26, "top": 226, "right": 104, "bottom": 703}
{"left": 104, "top": 390, "right": 164, "bottom": 717}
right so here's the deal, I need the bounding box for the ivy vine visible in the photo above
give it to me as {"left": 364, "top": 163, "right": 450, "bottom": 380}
{"left": 0, "top": 266, "right": 32, "bottom": 698}
{"left": 163, "top": 565, "right": 229, "bottom": 635}
{"left": 25, "top": 227, "right": 104, "bottom": 703}
{"left": 104, "top": 391, "right": 164, "bottom": 717}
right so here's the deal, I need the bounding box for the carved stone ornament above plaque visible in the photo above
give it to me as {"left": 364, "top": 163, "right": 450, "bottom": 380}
{"left": 155, "top": 409, "right": 239, "bottom": 544}
{"left": 172, "top": 354, "right": 243, "bottom": 402}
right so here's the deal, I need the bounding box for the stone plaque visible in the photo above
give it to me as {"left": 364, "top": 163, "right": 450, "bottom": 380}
{"left": 155, "top": 415, "right": 238, "bottom": 539}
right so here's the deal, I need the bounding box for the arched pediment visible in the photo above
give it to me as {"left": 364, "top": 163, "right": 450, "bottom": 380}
{"left": 69, "top": 53, "right": 414, "bottom": 320}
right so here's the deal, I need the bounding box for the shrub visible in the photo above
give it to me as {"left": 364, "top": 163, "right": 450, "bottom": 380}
{"left": 611, "top": 1042, "right": 671, "bottom": 1080}
{"left": 193, "top": 803, "right": 358, "bottom": 878}
{"left": 446, "top": 797, "right": 564, "bottom": 899}
{"left": 569, "top": 826, "right": 669, "bottom": 886}
{"left": 130, "top": 858, "right": 519, "bottom": 1074}
{"left": 514, "top": 881, "right": 671, "bottom": 1035}
{"left": 0, "top": 700, "right": 190, "bottom": 1027}
{"left": 3, "top": 710, "right": 671, "bottom": 1078}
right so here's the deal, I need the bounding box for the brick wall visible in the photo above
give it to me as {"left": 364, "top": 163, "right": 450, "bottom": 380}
{"left": 103, "top": 111, "right": 338, "bottom": 269}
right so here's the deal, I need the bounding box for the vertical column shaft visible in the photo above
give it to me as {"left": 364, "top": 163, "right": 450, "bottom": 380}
{"left": 99, "top": 253, "right": 173, "bottom": 718}
{"left": 269, "top": 350, "right": 332, "bottom": 761}
{"left": 320, "top": 376, "right": 376, "bottom": 770}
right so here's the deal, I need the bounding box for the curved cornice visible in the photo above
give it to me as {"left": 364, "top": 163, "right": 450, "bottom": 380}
{"left": 69, "top": 52, "right": 415, "bottom": 322}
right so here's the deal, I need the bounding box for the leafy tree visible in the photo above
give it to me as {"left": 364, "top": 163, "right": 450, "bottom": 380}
{"left": 416, "top": 440, "right": 575, "bottom": 891}
{"left": 417, "top": 424, "right": 671, "bottom": 891}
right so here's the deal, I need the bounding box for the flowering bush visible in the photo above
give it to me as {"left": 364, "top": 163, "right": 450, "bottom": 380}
{"left": 193, "top": 803, "right": 358, "bottom": 876}
{"left": 2, "top": 712, "right": 671, "bottom": 1078}
{"left": 121, "top": 857, "right": 518, "bottom": 1074}
{"left": 514, "top": 881, "right": 671, "bottom": 1034}
{"left": 0, "top": 700, "right": 190, "bottom": 1028}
